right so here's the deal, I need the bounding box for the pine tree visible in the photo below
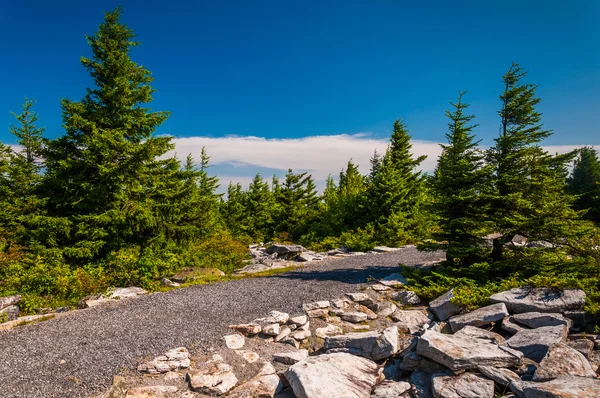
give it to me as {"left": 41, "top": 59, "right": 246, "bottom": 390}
{"left": 221, "top": 182, "right": 248, "bottom": 238}
{"left": 431, "top": 91, "right": 492, "bottom": 264}
{"left": 486, "top": 63, "right": 579, "bottom": 260}
{"left": 42, "top": 7, "right": 178, "bottom": 259}
{"left": 567, "top": 147, "right": 600, "bottom": 223}
{"left": 245, "top": 173, "right": 275, "bottom": 241}
{"left": 367, "top": 119, "right": 429, "bottom": 245}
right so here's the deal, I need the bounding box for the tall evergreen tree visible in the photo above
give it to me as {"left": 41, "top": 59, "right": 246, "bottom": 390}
{"left": 486, "top": 63, "right": 579, "bottom": 260}
{"left": 245, "top": 173, "right": 276, "bottom": 241}
{"left": 567, "top": 147, "right": 600, "bottom": 223}
{"left": 221, "top": 182, "right": 248, "bottom": 237}
{"left": 367, "top": 120, "right": 429, "bottom": 244}
{"left": 42, "top": 7, "right": 178, "bottom": 259}
{"left": 431, "top": 91, "right": 491, "bottom": 264}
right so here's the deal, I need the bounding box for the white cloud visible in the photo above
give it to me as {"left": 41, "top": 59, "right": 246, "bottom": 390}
{"left": 167, "top": 135, "right": 598, "bottom": 190}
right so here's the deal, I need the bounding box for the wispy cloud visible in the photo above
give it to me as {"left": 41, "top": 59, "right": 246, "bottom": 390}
{"left": 167, "top": 135, "right": 598, "bottom": 190}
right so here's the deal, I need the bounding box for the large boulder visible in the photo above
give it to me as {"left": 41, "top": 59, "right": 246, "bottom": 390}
{"left": 502, "top": 325, "right": 568, "bottom": 362}
{"left": 448, "top": 303, "right": 509, "bottom": 332}
{"left": 416, "top": 329, "right": 523, "bottom": 372}
{"left": 431, "top": 372, "right": 495, "bottom": 398}
{"left": 454, "top": 325, "right": 505, "bottom": 344}
{"left": 533, "top": 343, "right": 597, "bottom": 381}
{"left": 323, "top": 326, "right": 399, "bottom": 361}
{"left": 371, "top": 380, "right": 411, "bottom": 398}
{"left": 512, "top": 312, "right": 573, "bottom": 329}
{"left": 284, "top": 352, "right": 378, "bottom": 398}
{"left": 522, "top": 376, "right": 600, "bottom": 398}
{"left": 429, "top": 289, "right": 462, "bottom": 321}
{"left": 489, "top": 287, "right": 586, "bottom": 314}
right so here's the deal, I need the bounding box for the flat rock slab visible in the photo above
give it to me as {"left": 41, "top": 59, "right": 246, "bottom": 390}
{"left": 489, "top": 287, "right": 586, "bottom": 314}
{"left": 391, "top": 310, "right": 430, "bottom": 334}
{"left": 392, "top": 290, "right": 421, "bottom": 306}
{"left": 533, "top": 343, "right": 597, "bottom": 381}
{"left": 522, "top": 376, "right": 600, "bottom": 398}
{"left": 324, "top": 326, "right": 399, "bottom": 361}
{"left": 512, "top": 312, "right": 572, "bottom": 329}
{"left": 371, "top": 380, "right": 411, "bottom": 398}
{"left": 0, "top": 295, "right": 21, "bottom": 311}
{"left": 431, "top": 372, "right": 495, "bottom": 398}
{"left": 284, "top": 352, "right": 378, "bottom": 398}
{"left": 340, "top": 311, "right": 368, "bottom": 323}
{"left": 502, "top": 325, "right": 568, "bottom": 362}
{"left": 454, "top": 325, "right": 505, "bottom": 344}
{"left": 265, "top": 244, "right": 305, "bottom": 255}
{"left": 125, "top": 385, "right": 178, "bottom": 397}
{"left": 448, "top": 303, "right": 509, "bottom": 332}
{"left": 224, "top": 334, "right": 245, "bottom": 350}
{"left": 417, "top": 329, "right": 523, "bottom": 372}
{"left": 429, "top": 289, "right": 461, "bottom": 321}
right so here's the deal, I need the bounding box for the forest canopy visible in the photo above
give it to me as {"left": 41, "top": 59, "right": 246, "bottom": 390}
{"left": 1, "top": 8, "right": 599, "bottom": 315}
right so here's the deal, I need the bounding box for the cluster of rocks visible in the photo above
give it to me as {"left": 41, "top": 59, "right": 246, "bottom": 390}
{"left": 0, "top": 294, "right": 21, "bottom": 322}
{"left": 237, "top": 243, "right": 406, "bottom": 274}
{"left": 78, "top": 286, "right": 149, "bottom": 309}
{"left": 103, "top": 278, "right": 600, "bottom": 398}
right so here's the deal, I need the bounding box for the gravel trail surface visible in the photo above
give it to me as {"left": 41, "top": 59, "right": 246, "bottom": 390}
{"left": 0, "top": 247, "right": 443, "bottom": 398}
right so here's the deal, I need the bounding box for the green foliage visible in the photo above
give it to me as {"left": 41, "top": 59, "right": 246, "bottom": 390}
{"left": 187, "top": 230, "right": 249, "bottom": 274}
{"left": 431, "top": 91, "right": 493, "bottom": 265}
{"left": 568, "top": 147, "right": 600, "bottom": 223}
{"left": 486, "top": 63, "right": 580, "bottom": 260}
{"left": 339, "top": 227, "right": 376, "bottom": 252}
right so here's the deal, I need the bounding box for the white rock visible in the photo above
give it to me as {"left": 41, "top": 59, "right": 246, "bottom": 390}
{"left": 371, "top": 284, "right": 391, "bottom": 292}
{"left": 290, "top": 330, "right": 311, "bottom": 341}
{"left": 260, "top": 311, "right": 290, "bottom": 325}
{"left": 302, "top": 301, "right": 330, "bottom": 311}
{"left": 289, "top": 315, "right": 308, "bottom": 325}
{"left": 417, "top": 329, "right": 523, "bottom": 372}
{"left": 454, "top": 325, "right": 505, "bottom": 344}
{"left": 477, "top": 365, "right": 523, "bottom": 392}
{"left": 429, "top": 289, "right": 462, "bottom": 321}
{"left": 431, "top": 372, "right": 495, "bottom": 398}
{"left": 502, "top": 316, "right": 529, "bottom": 334}
{"left": 316, "top": 324, "right": 343, "bottom": 338}
{"left": 106, "top": 286, "right": 148, "bottom": 299}
{"left": 275, "top": 327, "right": 291, "bottom": 342}
{"left": 489, "top": 287, "right": 586, "bottom": 314}
{"left": 273, "top": 349, "right": 309, "bottom": 365}
{"left": 340, "top": 311, "right": 368, "bottom": 323}
{"left": 224, "top": 334, "right": 245, "bottom": 350}
{"left": 522, "top": 376, "right": 600, "bottom": 398}
{"left": 263, "top": 323, "right": 281, "bottom": 336}
{"left": 392, "top": 290, "right": 421, "bottom": 306}
{"left": 448, "top": 303, "right": 509, "bottom": 332}
{"left": 324, "top": 326, "right": 399, "bottom": 361}
{"left": 376, "top": 302, "right": 397, "bottom": 317}
{"left": 346, "top": 292, "right": 371, "bottom": 302}
{"left": 137, "top": 347, "right": 190, "bottom": 374}
{"left": 284, "top": 353, "right": 378, "bottom": 398}
{"left": 187, "top": 361, "right": 238, "bottom": 395}
{"left": 533, "top": 343, "right": 597, "bottom": 381}
{"left": 502, "top": 325, "right": 568, "bottom": 362}
{"left": 390, "top": 310, "right": 430, "bottom": 334}
{"left": 512, "top": 312, "right": 572, "bottom": 329}
{"left": 371, "top": 381, "right": 411, "bottom": 398}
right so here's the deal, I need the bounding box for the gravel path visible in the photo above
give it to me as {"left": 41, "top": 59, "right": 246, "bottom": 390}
{"left": 0, "top": 247, "right": 443, "bottom": 398}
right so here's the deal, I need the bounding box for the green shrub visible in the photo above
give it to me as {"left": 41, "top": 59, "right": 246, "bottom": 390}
{"left": 339, "top": 227, "right": 376, "bottom": 252}
{"left": 188, "top": 230, "right": 249, "bottom": 274}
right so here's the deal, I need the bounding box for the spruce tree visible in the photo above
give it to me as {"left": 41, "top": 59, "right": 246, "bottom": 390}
{"left": 221, "top": 182, "right": 248, "bottom": 238}
{"left": 486, "top": 63, "right": 579, "bottom": 260}
{"left": 42, "top": 7, "right": 177, "bottom": 259}
{"left": 567, "top": 147, "right": 600, "bottom": 223}
{"left": 367, "top": 120, "right": 429, "bottom": 244}
{"left": 245, "top": 173, "right": 275, "bottom": 241}
{"left": 431, "top": 91, "right": 491, "bottom": 264}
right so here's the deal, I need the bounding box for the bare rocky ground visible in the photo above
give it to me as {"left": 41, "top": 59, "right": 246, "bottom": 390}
{"left": 0, "top": 246, "right": 443, "bottom": 398}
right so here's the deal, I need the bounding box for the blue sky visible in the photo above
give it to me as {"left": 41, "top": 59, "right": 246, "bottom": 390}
{"left": 1, "top": 1, "right": 598, "bottom": 188}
